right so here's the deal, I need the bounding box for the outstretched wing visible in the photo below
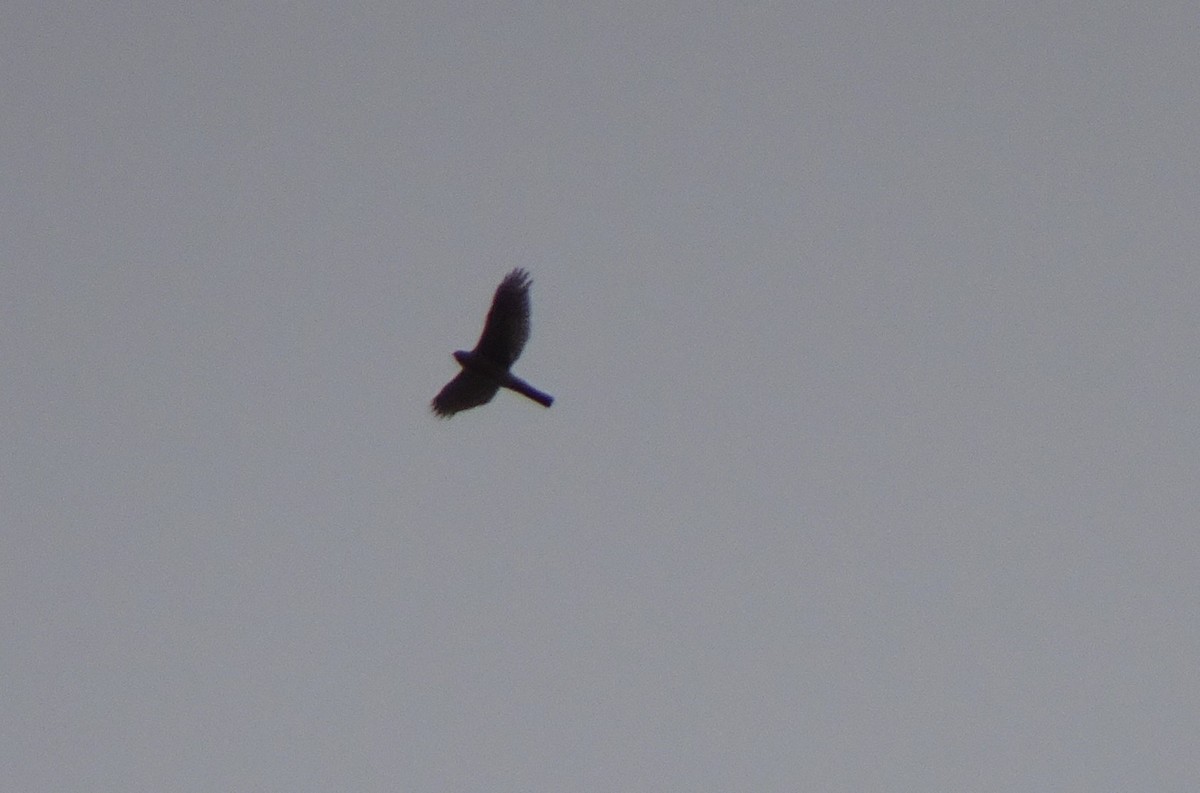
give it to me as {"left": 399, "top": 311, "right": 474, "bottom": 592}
{"left": 430, "top": 370, "right": 500, "bottom": 418}
{"left": 472, "top": 268, "right": 532, "bottom": 368}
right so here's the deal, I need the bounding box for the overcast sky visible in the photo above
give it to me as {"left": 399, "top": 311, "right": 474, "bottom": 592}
{"left": 4, "top": 2, "right": 1198, "bottom": 791}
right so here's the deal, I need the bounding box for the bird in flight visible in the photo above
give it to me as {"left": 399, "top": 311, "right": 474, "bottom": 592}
{"left": 431, "top": 269, "right": 554, "bottom": 417}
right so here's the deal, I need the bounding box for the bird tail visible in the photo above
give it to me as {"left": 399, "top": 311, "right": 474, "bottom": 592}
{"left": 503, "top": 373, "right": 554, "bottom": 407}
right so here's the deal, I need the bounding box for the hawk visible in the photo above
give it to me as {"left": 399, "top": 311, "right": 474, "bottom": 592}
{"left": 431, "top": 269, "right": 554, "bottom": 417}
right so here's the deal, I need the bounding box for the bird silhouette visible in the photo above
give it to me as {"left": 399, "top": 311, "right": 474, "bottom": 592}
{"left": 431, "top": 269, "right": 554, "bottom": 417}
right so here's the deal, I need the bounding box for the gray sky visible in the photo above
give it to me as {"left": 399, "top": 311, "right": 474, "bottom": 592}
{"left": 4, "top": 2, "right": 1198, "bottom": 791}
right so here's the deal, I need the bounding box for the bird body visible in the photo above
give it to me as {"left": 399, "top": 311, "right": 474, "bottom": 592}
{"left": 431, "top": 269, "right": 553, "bottom": 417}
{"left": 451, "top": 349, "right": 554, "bottom": 407}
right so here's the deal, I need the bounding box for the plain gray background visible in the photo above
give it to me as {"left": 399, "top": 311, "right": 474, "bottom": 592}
{"left": 4, "top": 2, "right": 1198, "bottom": 790}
